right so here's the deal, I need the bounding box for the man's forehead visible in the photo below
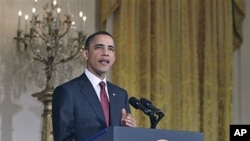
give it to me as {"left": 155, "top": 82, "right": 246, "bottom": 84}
{"left": 94, "top": 34, "right": 113, "bottom": 41}
{"left": 91, "top": 36, "right": 115, "bottom": 46}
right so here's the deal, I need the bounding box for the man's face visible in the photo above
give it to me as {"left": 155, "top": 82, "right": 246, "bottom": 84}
{"left": 83, "top": 34, "right": 116, "bottom": 79}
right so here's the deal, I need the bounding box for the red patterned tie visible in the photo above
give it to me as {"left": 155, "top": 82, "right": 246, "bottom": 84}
{"left": 99, "top": 81, "right": 109, "bottom": 126}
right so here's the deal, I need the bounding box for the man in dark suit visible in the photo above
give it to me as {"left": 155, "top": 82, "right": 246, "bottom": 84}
{"left": 52, "top": 31, "right": 136, "bottom": 141}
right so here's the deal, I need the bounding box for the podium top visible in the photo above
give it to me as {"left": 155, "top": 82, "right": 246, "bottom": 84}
{"left": 86, "top": 126, "right": 204, "bottom": 141}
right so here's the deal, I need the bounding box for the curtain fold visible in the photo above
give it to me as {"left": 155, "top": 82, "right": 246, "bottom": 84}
{"left": 99, "top": 0, "right": 120, "bottom": 30}
{"left": 99, "top": 0, "right": 245, "bottom": 141}
{"left": 232, "top": 0, "right": 245, "bottom": 50}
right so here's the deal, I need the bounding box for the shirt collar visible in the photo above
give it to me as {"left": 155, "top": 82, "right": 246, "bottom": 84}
{"left": 85, "top": 68, "right": 107, "bottom": 87}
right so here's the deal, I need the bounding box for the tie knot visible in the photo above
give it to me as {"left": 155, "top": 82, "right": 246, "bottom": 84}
{"left": 99, "top": 81, "right": 106, "bottom": 89}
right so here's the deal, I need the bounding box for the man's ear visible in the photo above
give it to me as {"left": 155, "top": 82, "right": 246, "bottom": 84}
{"left": 81, "top": 49, "right": 88, "bottom": 61}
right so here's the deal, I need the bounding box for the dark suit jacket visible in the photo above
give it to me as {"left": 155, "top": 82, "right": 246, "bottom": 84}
{"left": 52, "top": 72, "right": 131, "bottom": 141}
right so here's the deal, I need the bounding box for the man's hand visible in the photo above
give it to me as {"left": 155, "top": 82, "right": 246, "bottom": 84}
{"left": 121, "top": 108, "right": 137, "bottom": 127}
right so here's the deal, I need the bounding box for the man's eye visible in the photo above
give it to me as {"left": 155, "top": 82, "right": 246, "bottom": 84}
{"left": 109, "top": 47, "right": 115, "bottom": 51}
{"left": 96, "top": 46, "right": 102, "bottom": 49}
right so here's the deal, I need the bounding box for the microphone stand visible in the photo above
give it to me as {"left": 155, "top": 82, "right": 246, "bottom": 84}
{"left": 149, "top": 114, "right": 158, "bottom": 129}
{"left": 149, "top": 112, "right": 165, "bottom": 129}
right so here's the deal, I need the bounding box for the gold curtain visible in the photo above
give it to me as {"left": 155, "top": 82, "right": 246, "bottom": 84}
{"left": 99, "top": 0, "right": 245, "bottom": 141}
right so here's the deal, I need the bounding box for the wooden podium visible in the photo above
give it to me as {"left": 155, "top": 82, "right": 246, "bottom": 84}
{"left": 85, "top": 126, "right": 203, "bottom": 141}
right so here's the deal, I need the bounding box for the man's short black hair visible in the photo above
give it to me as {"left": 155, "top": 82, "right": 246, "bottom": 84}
{"left": 84, "top": 31, "right": 114, "bottom": 50}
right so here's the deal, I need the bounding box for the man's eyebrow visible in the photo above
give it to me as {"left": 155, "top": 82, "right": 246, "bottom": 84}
{"left": 108, "top": 45, "right": 115, "bottom": 48}
{"left": 95, "top": 44, "right": 115, "bottom": 48}
{"left": 95, "top": 44, "right": 104, "bottom": 46}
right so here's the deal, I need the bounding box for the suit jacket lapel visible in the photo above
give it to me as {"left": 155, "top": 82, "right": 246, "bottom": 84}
{"left": 107, "top": 82, "right": 120, "bottom": 125}
{"left": 78, "top": 73, "right": 107, "bottom": 126}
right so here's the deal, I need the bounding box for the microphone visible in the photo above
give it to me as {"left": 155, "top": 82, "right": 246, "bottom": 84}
{"left": 140, "top": 98, "right": 163, "bottom": 115}
{"left": 129, "top": 97, "right": 154, "bottom": 116}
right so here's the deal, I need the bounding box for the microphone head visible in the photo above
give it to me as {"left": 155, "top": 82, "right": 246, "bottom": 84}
{"left": 140, "top": 98, "right": 152, "bottom": 105}
{"left": 128, "top": 97, "right": 140, "bottom": 109}
{"left": 140, "top": 97, "right": 162, "bottom": 114}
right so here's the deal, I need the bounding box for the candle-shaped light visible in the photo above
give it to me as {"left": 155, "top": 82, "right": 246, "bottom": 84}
{"left": 18, "top": 11, "right": 22, "bottom": 31}
{"left": 34, "top": 0, "right": 38, "bottom": 10}
{"left": 31, "top": 8, "right": 36, "bottom": 28}
{"left": 56, "top": 7, "right": 61, "bottom": 29}
{"left": 53, "top": 0, "right": 57, "bottom": 6}
{"left": 67, "top": 0, "right": 71, "bottom": 14}
{"left": 68, "top": 21, "right": 75, "bottom": 39}
{"left": 79, "top": 11, "right": 83, "bottom": 31}
{"left": 82, "top": 15, "right": 87, "bottom": 31}
{"left": 25, "top": 15, "right": 29, "bottom": 34}
{"left": 79, "top": 11, "right": 83, "bottom": 18}
{"left": 32, "top": 7, "right": 36, "bottom": 14}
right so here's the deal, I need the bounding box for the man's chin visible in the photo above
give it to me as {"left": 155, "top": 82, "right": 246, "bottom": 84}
{"left": 95, "top": 69, "right": 110, "bottom": 76}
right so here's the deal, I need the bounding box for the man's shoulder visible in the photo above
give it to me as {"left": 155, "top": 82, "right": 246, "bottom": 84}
{"left": 55, "top": 73, "right": 86, "bottom": 89}
{"left": 107, "top": 81, "right": 126, "bottom": 92}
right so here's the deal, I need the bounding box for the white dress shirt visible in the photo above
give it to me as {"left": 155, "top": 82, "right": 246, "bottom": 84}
{"left": 84, "top": 68, "right": 109, "bottom": 101}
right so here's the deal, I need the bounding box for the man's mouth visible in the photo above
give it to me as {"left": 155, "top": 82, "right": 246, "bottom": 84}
{"left": 99, "top": 59, "right": 110, "bottom": 65}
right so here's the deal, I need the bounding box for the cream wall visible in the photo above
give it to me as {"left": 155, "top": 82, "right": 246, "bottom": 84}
{"left": 233, "top": 0, "right": 250, "bottom": 124}
{"left": 0, "top": 0, "right": 96, "bottom": 141}
{"left": 0, "top": 0, "right": 249, "bottom": 141}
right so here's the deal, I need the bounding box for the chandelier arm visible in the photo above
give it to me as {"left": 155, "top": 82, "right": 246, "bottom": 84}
{"left": 54, "top": 52, "right": 79, "bottom": 66}
{"left": 29, "top": 27, "right": 46, "bottom": 41}
{"left": 14, "top": 31, "right": 29, "bottom": 52}
{"left": 33, "top": 56, "right": 47, "bottom": 65}
{"left": 34, "top": 27, "right": 47, "bottom": 41}
{"left": 28, "top": 44, "right": 48, "bottom": 64}
{"left": 59, "top": 24, "right": 71, "bottom": 38}
{"left": 21, "top": 39, "right": 28, "bottom": 50}
{"left": 15, "top": 37, "right": 28, "bottom": 52}
{"left": 34, "top": 28, "right": 47, "bottom": 41}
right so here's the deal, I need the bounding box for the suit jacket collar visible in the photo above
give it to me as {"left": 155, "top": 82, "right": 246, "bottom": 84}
{"left": 78, "top": 73, "right": 107, "bottom": 127}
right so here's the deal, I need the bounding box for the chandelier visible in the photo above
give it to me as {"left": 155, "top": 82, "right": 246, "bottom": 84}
{"left": 13, "top": 0, "right": 87, "bottom": 140}
{"left": 14, "top": 0, "right": 87, "bottom": 91}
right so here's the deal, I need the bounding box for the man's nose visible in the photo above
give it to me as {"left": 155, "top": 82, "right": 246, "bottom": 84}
{"left": 101, "top": 47, "right": 109, "bottom": 56}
